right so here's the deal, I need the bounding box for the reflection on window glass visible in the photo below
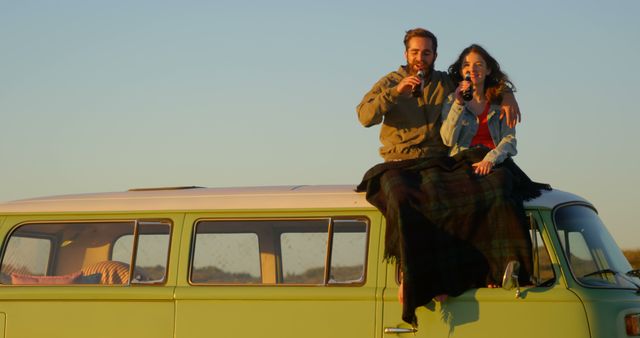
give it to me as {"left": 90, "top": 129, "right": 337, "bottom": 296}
{"left": 112, "top": 237, "right": 133, "bottom": 264}
{"left": 190, "top": 218, "right": 368, "bottom": 286}
{"left": 192, "top": 232, "right": 261, "bottom": 284}
{"left": 113, "top": 221, "right": 171, "bottom": 283}
{"left": 530, "top": 227, "right": 555, "bottom": 285}
{"left": 555, "top": 205, "right": 638, "bottom": 289}
{"left": 281, "top": 232, "right": 327, "bottom": 284}
{"left": 329, "top": 220, "right": 367, "bottom": 284}
{"left": 0, "top": 222, "right": 135, "bottom": 285}
{"left": 1, "top": 237, "right": 51, "bottom": 277}
{"left": 566, "top": 232, "right": 598, "bottom": 277}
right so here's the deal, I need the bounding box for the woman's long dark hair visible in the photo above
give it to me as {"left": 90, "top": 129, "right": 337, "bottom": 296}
{"left": 448, "top": 44, "right": 515, "bottom": 104}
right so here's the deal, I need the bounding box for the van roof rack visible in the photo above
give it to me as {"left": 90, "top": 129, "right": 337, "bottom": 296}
{"left": 128, "top": 186, "right": 204, "bottom": 192}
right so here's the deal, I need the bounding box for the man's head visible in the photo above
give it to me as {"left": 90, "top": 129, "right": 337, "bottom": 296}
{"left": 403, "top": 28, "right": 438, "bottom": 75}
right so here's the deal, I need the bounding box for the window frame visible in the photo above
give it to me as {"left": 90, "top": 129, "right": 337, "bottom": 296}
{"left": 188, "top": 216, "right": 370, "bottom": 287}
{"left": 527, "top": 211, "right": 557, "bottom": 287}
{"left": 0, "top": 218, "right": 173, "bottom": 286}
{"left": 111, "top": 219, "right": 173, "bottom": 285}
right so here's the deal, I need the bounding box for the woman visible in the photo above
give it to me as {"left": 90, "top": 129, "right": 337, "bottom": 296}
{"left": 441, "top": 44, "right": 517, "bottom": 175}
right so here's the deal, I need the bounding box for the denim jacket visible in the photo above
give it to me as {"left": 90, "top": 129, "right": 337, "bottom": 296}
{"left": 440, "top": 94, "right": 517, "bottom": 164}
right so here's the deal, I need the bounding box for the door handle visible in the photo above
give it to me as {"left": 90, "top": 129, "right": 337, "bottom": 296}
{"left": 384, "top": 327, "right": 418, "bottom": 334}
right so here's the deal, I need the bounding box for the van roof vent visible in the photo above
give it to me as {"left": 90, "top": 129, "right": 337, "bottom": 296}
{"left": 128, "top": 186, "right": 205, "bottom": 192}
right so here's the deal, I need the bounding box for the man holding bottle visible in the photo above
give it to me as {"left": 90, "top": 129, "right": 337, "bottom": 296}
{"left": 356, "top": 28, "right": 520, "bottom": 162}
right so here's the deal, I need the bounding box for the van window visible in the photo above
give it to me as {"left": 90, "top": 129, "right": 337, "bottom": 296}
{"left": 0, "top": 220, "right": 171, "bottom": 285}
{"left": 1, "top": 236, "right": 51, "bottom": 278}
{"left": 281, "top": 230, "right": 327, "bottom": 284}
{"left": 112, "top": 221, "right": 172, "bottom": 283}
{"left": 190, "top": 218, "right": 368, "bottom": 285}
{"left": 555, "top": 204, "right": 639, "bottom": 289}
{"left": 329, "top": 219, "right": 367, "bottom": 284}
{"left": 529, "top": 215, "right": 555, "bottom": 286}
{"left": 191, "top": 232, "right": 261, "bottom": 284}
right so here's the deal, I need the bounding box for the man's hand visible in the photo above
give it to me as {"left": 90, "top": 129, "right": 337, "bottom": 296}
{"left": 396, "top": 76, "right": 422, "bottom": 96}
{"left": 472, "top": 160, "right": 494, "bottom": 176}
{"left": 500, "top": 92, "right": 521, "bottom": 128}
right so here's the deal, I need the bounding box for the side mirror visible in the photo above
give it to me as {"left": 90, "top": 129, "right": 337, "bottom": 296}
{"left": 502, "top": 260, "right": 521, "bottom": 298}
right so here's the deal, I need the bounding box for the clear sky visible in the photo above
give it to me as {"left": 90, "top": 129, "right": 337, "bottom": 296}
{"left": 1, "top": 0, "right": 639, "bottom": 248}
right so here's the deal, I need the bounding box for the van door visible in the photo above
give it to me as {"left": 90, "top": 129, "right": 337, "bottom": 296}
{"left": 380, "top": 211, "right": 590, "bottom": 338}
{"left": 174, "top": 213, "right": 381, "bottom": 338}
{"left": 0, "top": 216, "right": 179, "bottom": 338}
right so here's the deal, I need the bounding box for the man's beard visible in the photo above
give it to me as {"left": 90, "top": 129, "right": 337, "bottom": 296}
{"left": 407, "top": 61, "right": 434, "bottom": 76}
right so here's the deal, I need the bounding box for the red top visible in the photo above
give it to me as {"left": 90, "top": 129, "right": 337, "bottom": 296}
{"left": 470, "top": 103, "right": 495, "bottom": 149}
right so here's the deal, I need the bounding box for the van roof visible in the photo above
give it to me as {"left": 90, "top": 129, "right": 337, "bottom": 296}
{"left": 0, "top": 185, "right": 590, "bottom": 214}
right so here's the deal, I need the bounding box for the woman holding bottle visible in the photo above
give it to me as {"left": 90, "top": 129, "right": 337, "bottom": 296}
{"left": 440, "top": 44, "right": 517, "bottom": 175}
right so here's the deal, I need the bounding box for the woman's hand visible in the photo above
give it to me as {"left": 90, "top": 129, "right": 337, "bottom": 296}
{"left": 472, "top": 160, "right": 494, "bottom": 176}
{"left": 454, "top": 80, "right": 472, "bottom": 104}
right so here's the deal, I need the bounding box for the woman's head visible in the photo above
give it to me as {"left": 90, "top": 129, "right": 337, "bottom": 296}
{"left": 448, "top": 44, "right": 514, "bottom": 103}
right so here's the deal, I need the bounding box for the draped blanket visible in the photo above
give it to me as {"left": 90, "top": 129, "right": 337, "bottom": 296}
{"left": 356, "top": 147, "right": 551, "bottom": 326}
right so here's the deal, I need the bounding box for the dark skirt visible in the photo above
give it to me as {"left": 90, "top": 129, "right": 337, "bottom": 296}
{"left": 356, "top": 147, "right": 550, "bottom": 326}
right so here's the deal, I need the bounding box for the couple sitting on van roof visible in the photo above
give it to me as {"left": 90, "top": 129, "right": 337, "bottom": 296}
{"left": 356, "top": 28, "right": 549, "bottom": 327}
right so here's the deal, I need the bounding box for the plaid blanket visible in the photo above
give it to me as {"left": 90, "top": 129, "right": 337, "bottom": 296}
{"left": 356, "top": 147, "right": 550, "bottom": 326}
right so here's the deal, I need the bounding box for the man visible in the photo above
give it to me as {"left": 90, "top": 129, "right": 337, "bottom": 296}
{"left": 357, "top": 28, "right": 520, "bottom": 162}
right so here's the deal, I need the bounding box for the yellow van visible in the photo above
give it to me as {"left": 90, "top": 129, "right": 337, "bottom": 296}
{"left": 0, "top": 185, "right": 639, "bottom": 338}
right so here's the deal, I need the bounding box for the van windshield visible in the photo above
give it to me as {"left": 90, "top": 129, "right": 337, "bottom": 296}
{"left": 554, "top": 204, "right": 640, "bottom": 290}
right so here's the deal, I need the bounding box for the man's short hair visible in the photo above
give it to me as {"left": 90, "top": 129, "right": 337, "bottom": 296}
{"left": 403, "top": 28, "right": 438, "bottom": 53}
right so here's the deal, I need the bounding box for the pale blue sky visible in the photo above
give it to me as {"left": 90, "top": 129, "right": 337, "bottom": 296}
{"left": 1, "top": 0, "right": 639, "bottom": 248}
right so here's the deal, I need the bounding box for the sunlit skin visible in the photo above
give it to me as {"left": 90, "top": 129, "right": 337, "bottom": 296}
{"left": 397, "top": 38, "right": 519, "bottom": 126}
{"left": 458, "top": 51, "right": 520, "bottom": 128}
{"left": 454, "top": 51, "right": 495, "bottom": 176}
{"left": 395, "top": 37, "right": 436, "bottom": 96}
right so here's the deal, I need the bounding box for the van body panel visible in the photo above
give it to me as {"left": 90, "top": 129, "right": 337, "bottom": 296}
{"left": 572, "top": 288, "right": 640, "bottom": 337}
{"left": 0, "top": 214, "right": 180, "bottom": 338}
{"left": 0, "top": 296, "right": 174, "bottom": 338}
{"left": 382, "top": 290, "right": 589, "bottom": 338}
{"left": 0, "top": 186, "right": 587, "bottom": 215}
{"left": 0, "top": 186, "right": 375, "bottom": 214}
{"left": 538, "top": 204, "right": 640, "bottom": 338}
{"left": 0, "top": 186, "right": 637, "bottom": 338}
{"left": 174, "top": 210, "right": 382, "bottom": 338}
{"left": 0, "top": 312, "right": 5, "bottom": 338}
{"left": 174, "top": 288, "right": 377, "bottom": 338}
{"left": 381, "top": 245, "right": 591, "bottom": 338}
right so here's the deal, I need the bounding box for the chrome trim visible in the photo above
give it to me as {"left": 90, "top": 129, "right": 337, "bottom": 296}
{"left": 384, "top": 327, "right": 418, "bottom": 334}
